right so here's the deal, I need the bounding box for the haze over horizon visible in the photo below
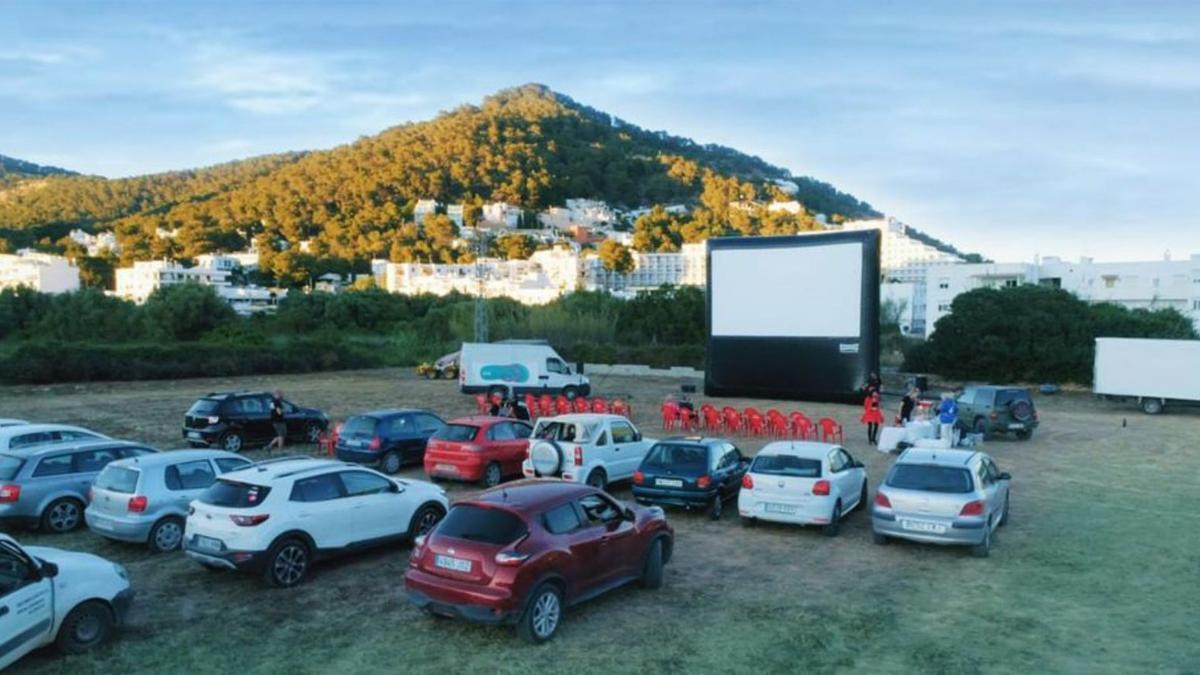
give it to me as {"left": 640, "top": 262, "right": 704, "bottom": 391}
{"left": 3, "top": 1, "right": 1198, "bottom": 262}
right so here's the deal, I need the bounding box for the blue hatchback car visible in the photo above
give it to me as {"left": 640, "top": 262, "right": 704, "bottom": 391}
{"left": 335, "top": 409, "right": 446, "bottom": 474}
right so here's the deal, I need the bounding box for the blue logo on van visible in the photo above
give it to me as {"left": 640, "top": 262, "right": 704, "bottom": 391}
{"left": 480, "top": 364, "right": 530, "bottom": 383}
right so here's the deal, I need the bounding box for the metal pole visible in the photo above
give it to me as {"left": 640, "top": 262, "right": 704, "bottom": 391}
{"left": 474, "top": 225, "right": 488, "bottom": 342}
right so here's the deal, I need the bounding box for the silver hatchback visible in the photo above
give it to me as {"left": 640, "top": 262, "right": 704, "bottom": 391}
{"left": 86, "top": 449, "right": 253, "bottom": 552}
{"left": 871, "top": 448, "right": 1011, "bottom": 557}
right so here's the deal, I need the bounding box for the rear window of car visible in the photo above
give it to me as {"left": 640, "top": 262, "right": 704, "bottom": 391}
{"left": 188, "top": 399, "right": 222, "bottom": 416}
{"left": 437, "top": 505, "right": 528, "bottom": 546}
{"left": 434, "top": 424, "right": 479, "bottom": 442}
{"left": 887, "top": 465, "right": 974, "bottom": 493}
{"left": 751, "top": 454, "right": 821, "bottom": 478}
{"left": 341, "top": 416, "right": 378, "bottom": 437}
{"left": 0, "top": 455, "right": 24, "bottom": 481}
{"left": 995, "top": 389, "right": 1032, "bottom": 407}
{"left": 94, "top": 466, "right": 139, "bottom": 493}
{"left": 201, "top": 480, "right": 271, "bottom": 508}
{"left": 643, "top": 443, "right": 708, "bottom": 475}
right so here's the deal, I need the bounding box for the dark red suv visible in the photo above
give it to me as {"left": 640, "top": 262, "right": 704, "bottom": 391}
{"left": 404, "top": 480, "right": 673, "bottom": 643}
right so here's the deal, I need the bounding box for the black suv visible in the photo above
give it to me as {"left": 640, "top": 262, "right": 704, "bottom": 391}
{"left": 631, "top": 437, "right": 749, "bottom": 519}
{"left": 183, "top": 392, "right": 329, "bottom": 452}
{"left": 954, "top": 386, "right": 1039, "bottom": 440}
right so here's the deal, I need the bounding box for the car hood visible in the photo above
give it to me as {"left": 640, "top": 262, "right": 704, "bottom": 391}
{"left": 25, "top": 545, "right": 121, "bottom": 577}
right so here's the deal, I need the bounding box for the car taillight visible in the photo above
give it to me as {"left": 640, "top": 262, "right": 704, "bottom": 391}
{"left": 874, "top": 492, "right": 891, "bottom": 508}
{"left": 959, "top": 500, "right": 985, "bottom": 516}
{"left": 410, "top": 534, "right": 427, "bottom": 563}
{"left": 573, "top": 446, "right": 583, "bottom": 466}
{"left": 696, "top": 475, "right": 712, "bottom": 489}
{"left": 0, "top": 484, "right": 20, "bottom": 503}
{"left": 368, "top": 436, "right": 382, "bottom": 451}
{"left": 207, "top": 416, "right": 221, "bottom": 425}
{"left": 495, "top": 550, "right": 530, "bottom": 566}
{"left": 633, "top": 470, "right": 644, "bottom": 485}
{"left": 231, "top": 514, "right": 270, "bottom": 526}
{"left": 128, "top": 495, "right": 148, "bottom": 513}
{"left": 741, "top": 474, "right": 753, "bottom": 490}
{"left": 812, "top": 480, "right": 831, "bottom": 496}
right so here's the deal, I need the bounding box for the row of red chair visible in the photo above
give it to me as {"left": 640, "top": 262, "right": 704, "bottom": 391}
{"left": 474, "top": 393, "right": 632, "bottom": 419}
{"left": 662, "top": 402, "right": 843, "bottom": 442}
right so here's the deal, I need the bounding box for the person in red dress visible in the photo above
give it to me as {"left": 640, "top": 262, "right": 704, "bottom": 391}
{"left": 861, "top": 391, "right": 884, "bottom": 444}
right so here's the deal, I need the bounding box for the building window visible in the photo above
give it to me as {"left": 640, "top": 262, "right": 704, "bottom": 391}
{"left": 1194, "top": 300, "right": 1200, "bottom": 310}
{"left": 1004, "top": 279, "right": 1019, "bottom": 288}
{"left": 938, "top": 278, "right": 949, "bottom": 289}
{"left": 938, "top": 304, "right": 951, "bottom": 312}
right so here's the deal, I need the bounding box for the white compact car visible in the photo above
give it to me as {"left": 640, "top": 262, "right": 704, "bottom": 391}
{"left": 0, "top": 533, "right": 134, "bottom": 670}
{"left": 521, "top": 414, "right": 655, "bottom": 489}
{"left": 738, "top": 442, "right": 868, "bottom": 536}
{"left": 183, "top": 456, "right": 449, "bottom": 587}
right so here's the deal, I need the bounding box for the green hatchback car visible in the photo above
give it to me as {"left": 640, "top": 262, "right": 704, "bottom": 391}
{"left": 954, "top": 386, "right": 1039, "bottom": 440}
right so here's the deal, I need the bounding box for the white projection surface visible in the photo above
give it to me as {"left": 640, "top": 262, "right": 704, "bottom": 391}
{"left": 711, "top": 242, "right": 863, "bottom": 337}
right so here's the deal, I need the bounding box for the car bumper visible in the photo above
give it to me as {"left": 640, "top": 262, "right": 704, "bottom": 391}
{"left": 336, "top": 448, "right": 383, "bottom": 465}
{"left": 871, "top": 509, "right": 987, "bottom": 546}
{"left": 424, "top": 457, "right": 486, "bottom": 481}
{"left": 85, "top": 510, "right": 153, "bottom": 543}
{"left": 738, "top": 494, "right": 835, "bottom": 525}
{"left": 632, "top": 485, "right": 718, "bottom": 509}
{"left": 182, "top": 428, "right": 221, "bottom": 445}
{"left": 111, "top": 587, "right": 136, "bottom": 626}
{"left": 404, "top": 569, "right": 519, "bottom": 624}
{"left": 184, "top": 537, "right": 268, "bottom": 572}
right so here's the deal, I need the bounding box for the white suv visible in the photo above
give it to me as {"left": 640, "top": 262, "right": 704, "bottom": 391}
{"left": 183, "top": 456, "right": 448, "bottom": 587}
{"left": 521, "top": 414, "right": 655, "bottom": 489}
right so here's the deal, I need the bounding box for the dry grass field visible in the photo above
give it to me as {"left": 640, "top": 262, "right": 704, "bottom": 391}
{"left": 2, "top": 368, "right": 1198, "bottom": 674}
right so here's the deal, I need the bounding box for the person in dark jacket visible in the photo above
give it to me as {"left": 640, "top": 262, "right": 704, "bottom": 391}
{"left": 863, "top": 372, "right": 882, "bottom": 398}
{"left": 266, "top": 390, "right": 287, "bottom": 453}
{"left": 899, "top": 388, "right": 918, "bottom": 424}
{"left": 506, "top": 399, "right": 531, "bottom": 422}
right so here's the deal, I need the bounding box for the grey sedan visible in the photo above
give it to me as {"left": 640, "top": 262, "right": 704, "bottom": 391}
{"left": 871, "top": 448, "right": 1011, "bottom": 557}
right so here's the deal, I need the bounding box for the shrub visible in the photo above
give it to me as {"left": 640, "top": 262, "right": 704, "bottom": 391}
{"left": 143, "top": 283, "right": 238, "bottom": 340}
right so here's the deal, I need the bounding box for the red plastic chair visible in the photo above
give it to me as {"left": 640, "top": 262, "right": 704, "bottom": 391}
{"left": 573, "top": 397, "right": 591, "bottom": 413}
{"left": 790, "top": 412, "right": 814, "bottom": 440}
{"left": 766, "top": 410, "right": 789, "bottom": 437}
{"left": 555, "top": 396, "right": 572, "bottom": 415}
{"left": 678, "top": 407, "right": 700, "bottom": 432}
{"left": 524, "top": 394, "right": 539, "bottom": 419}
{"left": 611, "top": 399, "right": 630, "bottom": 418}
{"left": 721, "top": 407, "right": 744, "bottom": 434}
{"left": 817, "top": 417, "right": 844, "bottom": 442}
{"left": 746, "top": 412, "right": 767, "bottom": 437}
{"left": 474, "top": 394, "right": 490, "bottom": 414}
{"left": 538, "top": 394, "right": 554, "bottom": 417}
{"left": 702, "top": 406, "right": 722, "bottom": 432}
{"left": 661, "top": 402, "right": 680, "bottom": 430}
{"left": 590, "top": 397, "right": 609, "bottom": 413}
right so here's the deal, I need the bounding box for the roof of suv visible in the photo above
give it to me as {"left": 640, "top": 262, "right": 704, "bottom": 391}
{"left": 472, "top": 479, "right": 593, "bottom": 511}
{"left": 219, "top": 456, "right": 351, "bottom": 484}
{"left": 538, "top": 413, "right": 630, "bottom": 424}
{"left": 107, "top": 448, "right": 243, "bottom": 469}
{"left": 897, "top": 448, "right": 979, "bottom": 467}
{"left": 4, "top": 438, "right": 152, "bottom": 457}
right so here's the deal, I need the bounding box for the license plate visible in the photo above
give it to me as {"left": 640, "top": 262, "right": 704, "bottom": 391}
{"left": 187, "top": 431, "right": 202, "bottom": 440}
{"left": 655, "top": 478, "right": 683, "bottom": 488}
{"left": 1007, "top": 423, "right": 1024, "bottom": 430}
{"left": 436, "top": 464, "right": 458, "bottom": 473}
{"left": 764, "top": 503, "right": 797, "bottom": 515}
{"left": 901, "top": 519, "right": 946, "bottom": 534}
{"left": 194, "top": 535, "right": 223, "bottom": 552}
{"left": 435, "top": 555, "right": 472, "bottom": 573}
{"left": 91, "top": 516, "right": 113, "bottom": 531}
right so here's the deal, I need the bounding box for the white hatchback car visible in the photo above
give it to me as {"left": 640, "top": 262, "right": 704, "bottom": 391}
{"left": 183, "top": 456, "right": 449, "bottom": 587}
{"left": 737, "top": 442, "right": 868, "bottom": 536}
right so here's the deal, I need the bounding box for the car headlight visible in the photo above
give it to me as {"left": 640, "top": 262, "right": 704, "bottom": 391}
{"left": 112, "top": 563, "right": 129, "bottom": 581}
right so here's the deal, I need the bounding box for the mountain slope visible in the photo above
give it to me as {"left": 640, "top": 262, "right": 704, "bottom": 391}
{"left": 0, "top": 154, "right": 76, "bottom": 187}
{"left": 0, "top": 84, "right": 878, "bottom": 265}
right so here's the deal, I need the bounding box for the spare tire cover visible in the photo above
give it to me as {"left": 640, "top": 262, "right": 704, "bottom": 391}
{"left": 1009, "top": 400, "right": 1033, "bottom": 422}
{"left": 530, "top": 440, "right": 564, "bottom": 476}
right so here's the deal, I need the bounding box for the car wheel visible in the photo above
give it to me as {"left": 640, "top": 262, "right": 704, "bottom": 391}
{"left": 381, "top": 451, "right": 402, "bottom": 475}
{"left": 562, "top": 386, "right": 579, "bottom": 401}
{"left": 305, "top": 422, "right": 322, "bottom": 444}
{"left": 1142, "top": 398, "right": 1163, "bottom": 415}
{"left": 41, "top": 497, "right": 84, "bottom": 533}
{"left": 640, "top": 538, "right": 665, "bottom": 589}
{"left": 872, "top": 531, "right": 889, "bottom": 545}
{"left": 709, "top": 494, "right": 723, "bottom": 520}
{"left": 822, "top": 500, "right": 842, "bottom": 538}
{"left": 408, "top": 503, "right": 445, "bottom": 540}
{"left": 517, "top": 583, "right": 564, "bottom": 644}
{"left": 148, "top": 516, "right": 185, "bottom": 553}
{"left": 999, "top": 495, "right": 1010, "bottom": 526}
{"left": 1015, "top": 430, "right": 1032, "bottom": 441}
{"left": 55, "top": 601, "right": 114, "bottom": 655}
{"left": 585, "top": 468, "right": 606, "bottom": 490}
{"left": 220, "top": 431, "right": 244, "bottom": 453}
{"left": 264, "top": 538, "right": 311, "bottom": 588}
{"left": 482, "top": 462, "right": 503, "bottom": 488}
{"left": 970, "top": 524, "right": 992, "bottom": 558}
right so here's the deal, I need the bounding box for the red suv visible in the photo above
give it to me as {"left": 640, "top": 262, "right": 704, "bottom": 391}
{"left": 404, "top": 480, "right": 673, "bottom": 643}
{"left": 423, "top": 416, "right": 533, "bottom": 487}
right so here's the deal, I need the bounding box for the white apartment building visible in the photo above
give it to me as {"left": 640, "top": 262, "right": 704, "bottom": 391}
{"left": 481, "top": 201, "right": 522, "bottom": 228}
{"left": 539, "top": 199, "right": 618, "bottom": 229}
{"left": 68, "top": 229, "right": 119, "bottom": 256}
{"left": 194, "top": 254, "right": 244, "bottom": 272}
{"left": 375, "top": 253, "right": 572, "bottom": 306}
{"left": 582, "top": 242, "right": 707, "bottom": 292}
{"left": 115, "top": 260, "right": 232, "bottom": 304}
{"left": 414, "top": 199, "right": 440, "bottom": 225}
{"left": 446, "top": 204, "right": 465, "bottom": 227}
{"left": 767, "top": 200, "right": 803, "bottom": 215}
{"left": 925, "top": 254, "right": 1200, "bottom": 334}
{"left": 0, "top": 251, "right": 80, "bottom": 294}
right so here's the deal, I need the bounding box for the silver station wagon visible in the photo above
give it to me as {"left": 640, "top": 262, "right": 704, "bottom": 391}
{"left": 871, "top": 448, "right": 1011, "bottom": 557}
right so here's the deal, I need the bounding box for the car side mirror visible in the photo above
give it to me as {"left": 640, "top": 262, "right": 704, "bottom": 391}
{"left": 39, "top": 561, "right": 59, "bottom": 579}
{"left": 623, "top": 507, "right": 636, "bottom": 521}
{"left": 632, "top": 432, "right": 642, "bottom": 442}
{"left": 997, "top": 472, "right": 1012, "bottom": 481}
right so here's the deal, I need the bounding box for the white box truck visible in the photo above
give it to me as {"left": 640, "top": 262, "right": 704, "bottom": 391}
{"left": 459, "top": 342, "right": 591, "bottom": 399}
{"left": 1094, "top": 338, "right": 1200, "bottom": 414}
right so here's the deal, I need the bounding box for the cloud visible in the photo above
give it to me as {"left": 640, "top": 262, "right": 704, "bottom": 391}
{"left": 0, "top": 45, "right": 98, "bottom": 65}
{"left": 189, "top": 44, "right": 331, "bottom": 113}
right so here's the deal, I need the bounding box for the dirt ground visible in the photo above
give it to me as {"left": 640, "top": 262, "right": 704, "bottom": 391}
{"left": 2, "top": 368, "right": 1198, "bottom": 674}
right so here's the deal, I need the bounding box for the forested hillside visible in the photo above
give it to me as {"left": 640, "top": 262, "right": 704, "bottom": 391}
{"left": 0, "top": 84, "right": 878, "bottom": 281}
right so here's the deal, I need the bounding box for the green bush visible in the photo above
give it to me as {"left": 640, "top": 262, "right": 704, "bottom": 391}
{"left": 143, "top": 284, "right": 238, "bottom": 340}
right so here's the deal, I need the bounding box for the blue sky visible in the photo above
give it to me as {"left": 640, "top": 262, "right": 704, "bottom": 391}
{"left": 2, "top": 0, "right": 1197, "bottom": 261}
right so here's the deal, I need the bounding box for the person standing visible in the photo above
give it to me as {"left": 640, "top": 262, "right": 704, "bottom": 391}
{"left": 937, "top": 392, "right": 959, "bottom": 445}
{"left": 507, "top": 398, "right": 531, "bottom": 422}
{"left": 267, "top": 390, "right": 287, "bottom": 453}
{"left": 898, "top": 388, "right": 918, "bottom": 425}
{"left": 861, "top": 392, "right": 884, "bottom": 445}
{"left": 863, "top": 372, "right": 882, "bottom": 399}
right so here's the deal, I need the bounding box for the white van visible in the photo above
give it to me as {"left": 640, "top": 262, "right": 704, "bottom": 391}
{"left": 459, "top": 342, "right": 591, "bottom": 399}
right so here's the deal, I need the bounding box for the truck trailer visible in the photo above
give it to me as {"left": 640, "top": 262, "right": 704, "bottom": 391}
{"left": 1094, "top": 337, "right": 1200, "bottom": 414}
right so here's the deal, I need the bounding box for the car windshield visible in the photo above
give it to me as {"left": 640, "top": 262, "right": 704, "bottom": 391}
{"left": 751, "top": 454, "right": 821, "bottom": 478}
{"left": 94, "top": 465, "right": 139, "bottom": 493}
{"left": 434, "top": 424, "right": 479, "bottom": 442}
{"left": 341, "top": 416, "right": 378, "bottom": 437}
{"left": 887, "top": 465, "right": 974, "bottom": 494}
{"left": 436, "top": 505, "right": 528, "bottom": 546}
{"left": 200, "top": 480, "right": 272, "bottom": 508}
{"left": 643, "top": 443, "right": 708, "bottom": 476}
{"left": 995, "top": 390, "right": 1031, "bottom": 407}
{"left": 0, "top": 455, "right": 23, "bottom": 481}
{"left": 188, "top": 400, "right": 221, "bottom": 416}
